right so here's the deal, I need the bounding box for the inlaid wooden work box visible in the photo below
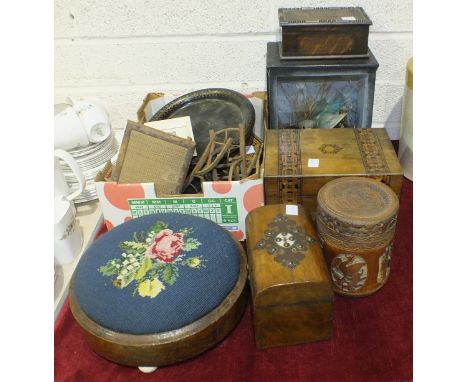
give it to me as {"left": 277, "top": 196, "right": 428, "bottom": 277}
{"left": 278, "top": 7, "right": 372, "bottom": 60}
{"left": 263, "top": 128, "right": 403, "bottom": 219}
{"left": 246, "top": 204, "right": 334, "bottom": 349}
{"left": 267, "top": 42, "right": 379, "bottom": 130}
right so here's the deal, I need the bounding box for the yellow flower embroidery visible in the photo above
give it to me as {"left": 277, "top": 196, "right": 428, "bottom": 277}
{"left": 138, "top": 278, "right": 166, "bottom": 298}
{"left": 187, "top": 256, "right": 202, "bottom": 268}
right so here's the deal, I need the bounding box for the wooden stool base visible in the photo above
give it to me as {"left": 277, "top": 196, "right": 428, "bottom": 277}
{"left": 69, "top": 244, "right": 248, "bottom": 368}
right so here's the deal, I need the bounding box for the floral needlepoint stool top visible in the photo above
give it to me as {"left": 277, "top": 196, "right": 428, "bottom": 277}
{"left": 99, "top": 221, "right": 203, "bottom": 298}
{"left": 73, "top": 213, "right": 240, "bottom": 335}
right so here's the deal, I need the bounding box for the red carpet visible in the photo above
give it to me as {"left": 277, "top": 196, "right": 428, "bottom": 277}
{"left": 55, "top": 180, "right": 413, "bottom": 382}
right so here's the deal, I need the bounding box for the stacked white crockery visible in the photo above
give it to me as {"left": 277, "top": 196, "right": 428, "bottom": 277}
{"left": 55, "top": 97, "right": 121, "bottom": 203}
{"left": 59, "top": 133, "right": 120, "bottom": 203}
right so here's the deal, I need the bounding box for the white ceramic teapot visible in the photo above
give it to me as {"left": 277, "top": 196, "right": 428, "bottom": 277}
{"left": 54, "top": 149, "right": 86, "bottom": 202}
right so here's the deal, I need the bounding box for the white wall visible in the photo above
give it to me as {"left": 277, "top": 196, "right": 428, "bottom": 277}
{"left": 54, "top": 0, "right": 412, "bottom": 139}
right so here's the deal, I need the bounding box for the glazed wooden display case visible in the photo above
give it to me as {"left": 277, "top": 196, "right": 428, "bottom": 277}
{"left": 263, "top": 128, "right": 403, "bottom": 219}
{"left": 267, "top": 41, "right": 378, "bottom": 130}
{"left": 279, "top": 7, "right": 372, "bottom": 59}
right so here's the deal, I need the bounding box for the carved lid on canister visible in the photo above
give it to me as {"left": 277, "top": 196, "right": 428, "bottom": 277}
{"left": 316, "top": 177, "right": 399, "bottom": 250}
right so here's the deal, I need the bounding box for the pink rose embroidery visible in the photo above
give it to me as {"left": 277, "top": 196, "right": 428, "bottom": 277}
{"left": 146, "top": 229, "right": 184, "bottom": 263}
{"left": 100, "top": 220, "right": 202, "bottom": 299}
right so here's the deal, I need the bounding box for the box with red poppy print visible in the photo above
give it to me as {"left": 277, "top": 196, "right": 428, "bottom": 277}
{"left": 94, "top": 164, "right": 263, "bottom": 241}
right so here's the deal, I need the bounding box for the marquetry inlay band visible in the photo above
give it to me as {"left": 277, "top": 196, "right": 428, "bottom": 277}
{"left": 277, "top": 129, "right": 303, "bottom": 204}
{"left": 354, "top": 128, "right": 390, "bottom": 174}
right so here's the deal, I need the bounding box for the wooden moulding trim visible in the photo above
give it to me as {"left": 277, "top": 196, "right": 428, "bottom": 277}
{"left": 252, "top": 281, "right": 334, "bottom": 308}
{"left": 69, "top": 240, "right": 248, "bottom": 366}
{"left": 263, "top": 171, "right": 404, "bottom": 178}
{"left": 255, "top": 297, "right": 334, "bottom": 310}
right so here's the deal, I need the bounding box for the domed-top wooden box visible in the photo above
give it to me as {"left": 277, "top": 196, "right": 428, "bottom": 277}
{"left": 246, "top": 204, "right": 334, "bottom": 349}
{"left": 69, "top": 213, "right": 248, "bottom": 370}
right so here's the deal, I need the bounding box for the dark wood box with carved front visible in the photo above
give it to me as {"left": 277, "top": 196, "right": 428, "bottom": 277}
{"left": 246, "top": 204, "right": 334, "bottom": 349}
{"left": 279, "top": 7, "right": 372, "bottom": 59}
{"left": 263, "top": 128, "right": 403, "bottom": 220}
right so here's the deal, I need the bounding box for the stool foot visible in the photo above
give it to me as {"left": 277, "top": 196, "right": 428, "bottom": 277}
{"left": 138, "top": 366, "right": 158, "bottom": 373}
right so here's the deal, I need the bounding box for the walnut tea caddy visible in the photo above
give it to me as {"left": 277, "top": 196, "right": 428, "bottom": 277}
{"left": 316, "top": 177, "right": 399, "bottom": 297}
{"left": 246, "top": 204, "right": 334, "bottom": 348}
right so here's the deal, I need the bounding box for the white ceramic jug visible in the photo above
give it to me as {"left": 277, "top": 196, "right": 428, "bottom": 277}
{"left": 54, "top": 149, "right": 86, "bottom": 202}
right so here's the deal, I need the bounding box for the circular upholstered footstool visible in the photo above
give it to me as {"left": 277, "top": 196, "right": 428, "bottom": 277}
{"left": 69, "top": 213, "right": 247, "bottom": 371}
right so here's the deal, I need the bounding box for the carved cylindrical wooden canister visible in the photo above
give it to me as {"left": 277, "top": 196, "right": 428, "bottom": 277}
{"left": 316, "top": 177, "right": 399, "bottom": 297}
